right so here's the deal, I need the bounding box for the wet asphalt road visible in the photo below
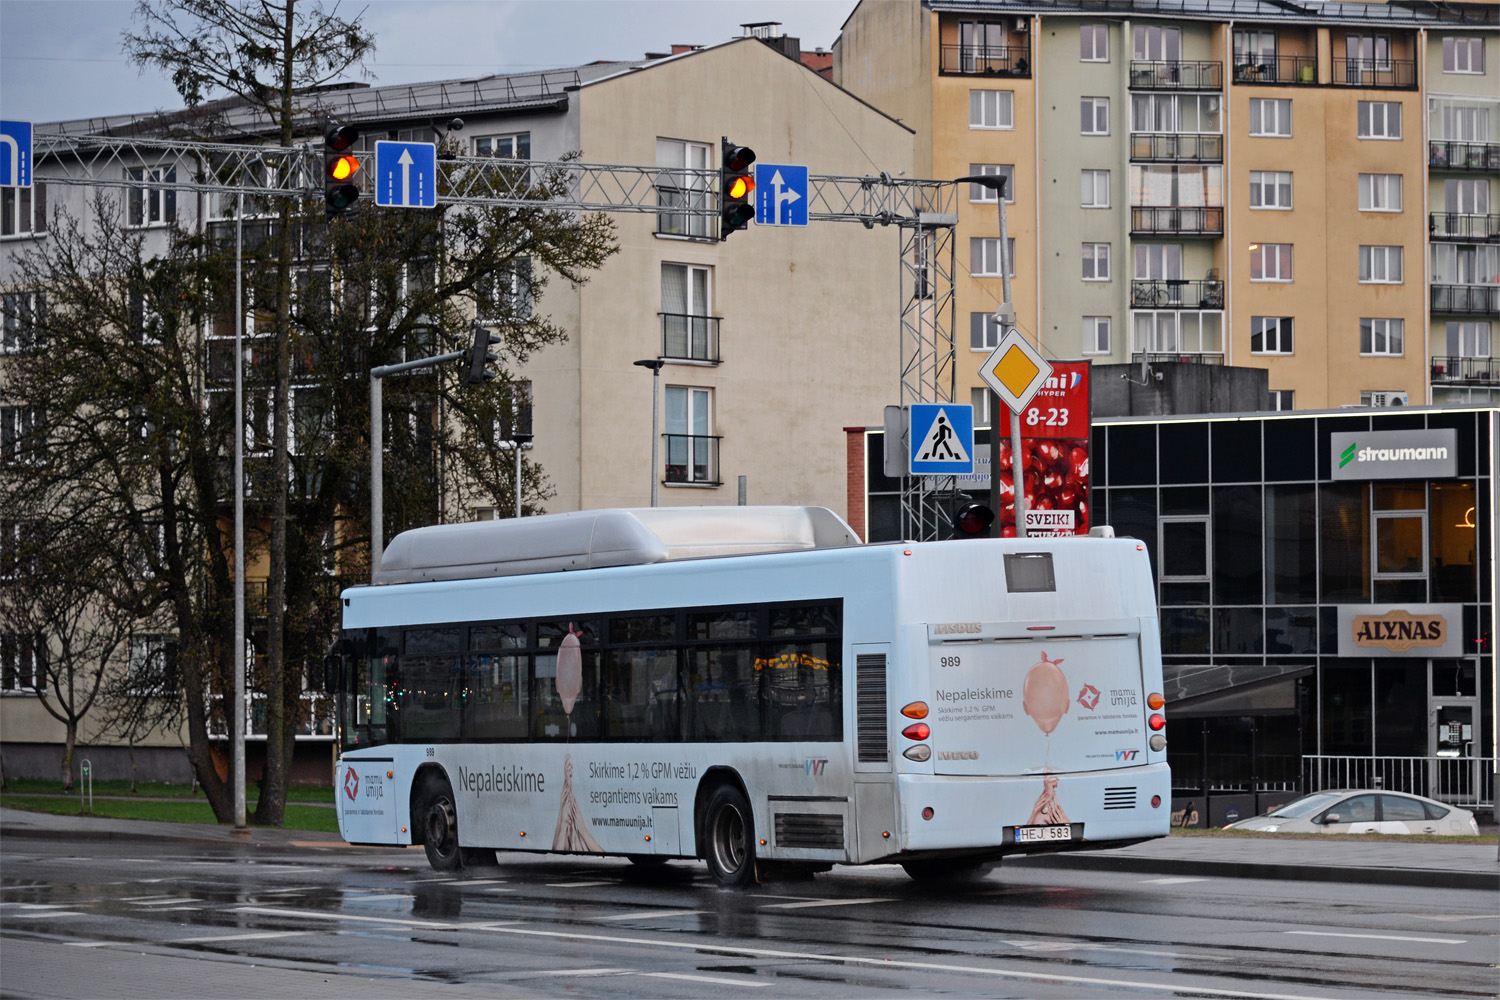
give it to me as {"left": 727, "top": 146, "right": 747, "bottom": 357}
{"left": 2, "top": 836, "right": 1496, "bottom": 999}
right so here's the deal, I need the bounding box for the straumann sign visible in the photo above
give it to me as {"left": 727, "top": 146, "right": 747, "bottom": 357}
{"left": 1330, "top": 429, "right": 1457, "bottom": 481}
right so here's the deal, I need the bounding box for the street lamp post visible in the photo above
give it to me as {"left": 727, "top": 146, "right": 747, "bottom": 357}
{"left": 499, "top": 432, "right": 533, "bottom": 518}
{"left": 633, "top": 359, "right": 665, "bottom": 506}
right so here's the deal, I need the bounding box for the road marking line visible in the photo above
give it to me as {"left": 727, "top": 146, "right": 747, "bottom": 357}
{"left": 131, "top": 899, "right": 198, "bottom": 907}
{"left": 118, "top": 895, "right": 175, "bottom": 902}
{"left": 638, "top": 971, "right": 769, "bottom": 988}
{"left": 231, "top": 905, "right": 457, "bottom": 930}
{"left": 347, "top": 894, "right": 413, "bottom": 902}
{"left": 174, "top": 930, "right": 310, "bottom": 944}
{"left": 66, "top": 941, "right": 116, "bottom": 947}
{"left": 481, "top": 887, "right": 517, "bottom": 893}
{"left": 1401, "top": 913, "right": 1499, "bottom": 923}
{"left": 1284, "top": 931, "right": 1465, "bottom": 945}
{"left": 1140, "top": 877, "right": 1210, "bottom": 885}
{"left": 459, "top": 879, "right": 508, "bottom": 885}
{"left": 546, "top": 881, "right": 615, "bottom": 887}
{"left": 3, "top": 910, "right": 84, "bottom": 918}
{"left": 594, "top": 909, "right": 706, "bottom": 921}
{"left": 519, "top": 968, "right": 631, "bottom": 977}
{"left": 759, "top": 897, "right": 894, "bottom": 910}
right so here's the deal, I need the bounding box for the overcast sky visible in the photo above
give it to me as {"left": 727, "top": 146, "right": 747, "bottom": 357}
{"left": 1, "top": 0, "right": 854, "bottom": 124}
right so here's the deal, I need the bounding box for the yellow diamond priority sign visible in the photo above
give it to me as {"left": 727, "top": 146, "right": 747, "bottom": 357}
{"left": 979, "top": 327, "right": 1053, "bottom": 413}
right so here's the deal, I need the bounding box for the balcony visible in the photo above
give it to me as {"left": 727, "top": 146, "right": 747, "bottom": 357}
{"left": 1429, "top": 214, "right": 1500, "bottom": 243}
{"left": 1431, "top": 284, "right": 1500, "bottom": 316}
{"left": 1130, "top": 352, "right": 1225, "bottom": 366}
{"left": 1232, "top": 55, "right": 1318, "bottom": 85}
{"left": 1431, "top": 355, "right": 1500, "bottom": 386}
{"left": 660, "top": 312, "right": 721, "bottom": 363}
{"left": 1131, "top": 206, "right": 1224, "bottom": 237}
{"left": 1329, "top": 57, "right": 1417, "bottom": 89}
{"left": 1130, "top": 278, "right": 1224, "bottom": 310}
{"left": 1429, "top": 141, "right": 1500, "bottom": 173}
{"left": 1129, "top": 60, "right": 1222, "bottom": 90}
{"left": 939, "top": 44, "right": 1031, "bottom": 78}
{"left": 663, "top": 434, "right": 721, "bottom": 486}
{"left": 1130, "top": 133, "right": 1223, "bottom": 163}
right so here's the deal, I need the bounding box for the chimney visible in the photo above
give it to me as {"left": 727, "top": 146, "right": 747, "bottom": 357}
{"left": 742, "top": 21, "right": 801, "bottom": 61}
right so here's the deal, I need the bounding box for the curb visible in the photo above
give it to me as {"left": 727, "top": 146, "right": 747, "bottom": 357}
{"left": 0, "top": 821, "right": 343, "bottom": 850}
{"left": 1007, "top": 852, "right": 1497, "bottom": 891}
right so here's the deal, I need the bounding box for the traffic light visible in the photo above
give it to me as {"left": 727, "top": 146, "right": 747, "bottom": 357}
{"left": 719, "top": 138, "right": 756, "bottom": 239}
{"left": 950, "top": 502, "right": 995, "bottom": 539}
{"left": 324, "top": 124, "right": 361, "bottom": 218}
{"left": 465, "top": 323, "right": 501, "bottom": 384}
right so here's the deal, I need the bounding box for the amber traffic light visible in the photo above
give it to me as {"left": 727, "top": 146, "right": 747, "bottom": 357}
{"left": 325, "top": 124, "right": 361, "bottom": 217}
{"left": 719, "top": 138, "right": 756, "bottom": 239}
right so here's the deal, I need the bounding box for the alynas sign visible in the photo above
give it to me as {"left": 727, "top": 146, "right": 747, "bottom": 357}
{"left": 1336, "top": 604, "right": 1463, "bottom": 657}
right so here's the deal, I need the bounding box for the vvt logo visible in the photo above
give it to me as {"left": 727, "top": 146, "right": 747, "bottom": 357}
{"left": 1077, "top": 684, "right": 1101, "bottom": 710}
{"left": 343, "top": 767, "right": 360, "bottom": 801}
{"left": 1115, "top": 749, "right": 1140, "bottom": 761}
{"left": 805, "top": 758, "right": 828, "bottom": 776}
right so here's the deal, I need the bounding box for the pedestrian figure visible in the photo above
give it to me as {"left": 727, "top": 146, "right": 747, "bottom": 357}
{"left": 923, "top": 415, "right": 958, "bottom": 461}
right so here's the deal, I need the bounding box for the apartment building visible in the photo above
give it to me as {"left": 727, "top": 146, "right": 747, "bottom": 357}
{"left": 0, "top": 33, "right": 916, "bottom": 780}
{"left": 833, "top": 0, "right": 1499, "bottom": 414}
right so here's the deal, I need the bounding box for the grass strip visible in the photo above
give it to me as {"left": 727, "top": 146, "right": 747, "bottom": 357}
{"left": 2, "top": 778, "right": 333, "bottom": 803}
{"left": 1, "top": 794, "right": 339, "bottom": 833}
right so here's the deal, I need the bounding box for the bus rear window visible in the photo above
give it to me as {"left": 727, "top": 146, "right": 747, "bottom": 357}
{"left": 1004, "top": 552, "right": 1055, "bottom": 593}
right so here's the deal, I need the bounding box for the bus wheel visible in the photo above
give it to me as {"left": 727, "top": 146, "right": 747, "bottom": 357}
{"left": 900, "top": 858, "right": 995, "bottom": 882}
{"left": 703, "top": 785, "right": 755, "bottom": 888}
{"left": 421, "top": 785, "right": 462, "bottom": 872}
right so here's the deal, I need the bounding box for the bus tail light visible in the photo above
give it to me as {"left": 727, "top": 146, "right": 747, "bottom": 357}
{"left": 901, "top": 701, "right": 929, "bottom": 719}
{"left": 903, "top": 744, "right": 931, "bottom": 762}
{"left": 1151, "top": 795, "right": 1161, "bottom": 808}
{"left": 1147, "top": 692, "right": 1165, "bottom": 710}
{"left": 1149, "top": 733, "right": 1166, "bottom": 751}
{"left": 921, "top": 807, "right": 934, "bottom": 820}
{"left": 901, "top": 722, "right": 930, "bottom": 741}
{"left": 1148, "top": 713, "right": 1165, "bottom": 731}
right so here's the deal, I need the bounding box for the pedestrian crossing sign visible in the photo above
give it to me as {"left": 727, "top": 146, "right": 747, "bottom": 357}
{"left": 909, "top": 403, "right": 975, "bottom": 476}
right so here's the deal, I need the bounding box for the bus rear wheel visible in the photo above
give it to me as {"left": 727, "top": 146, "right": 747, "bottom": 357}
{"left": 703, "top": 785, "right": 756, "bottom": 888}
{"left": 420, "top": 783, "right": 462, "bottom": 872}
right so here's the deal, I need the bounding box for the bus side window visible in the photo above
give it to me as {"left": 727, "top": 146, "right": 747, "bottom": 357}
{"left": 687, "top": 644, "right": 760, "bottom": 741}
{"left": 765, "top": 641, "right": 840, "bottom": 740}
{"left": 400, "top": 627, "right": 463, "bottom": 741}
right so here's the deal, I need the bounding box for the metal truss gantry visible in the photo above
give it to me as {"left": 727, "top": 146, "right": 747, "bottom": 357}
{"left": 30, "top": 132, "right": 961, "bottom": 540}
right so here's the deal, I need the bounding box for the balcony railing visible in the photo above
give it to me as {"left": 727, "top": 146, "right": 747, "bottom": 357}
{"left": 660, "top": 312, "right": 721, "bottom": 363}
{"left": 1130, "top": 279, "right": 1225, "bottom": 309}
{"left": 1304, "top": 755, "right": 1492, "bottom": 809}
{"left": 1130, "top": 133, "right": 1224, "bottom": 162}
{"left": 663, "top": 433, "right": 721, "bottom": 486}
{"left": 1429, "top": 213, "right": 1500, "bottom": 243}
{"left": 1129, "top": 60, "right": 1222, "bottom": 90}
{"left": 1130, "top": 206, "right": 1224, "bottom": 236}
{"left": 939, "top": 43, "right": 1031, "bottom": 77}
{"left": 1130, "top": 352, "right": 1225, "bottom": 366}
{"left": 1429, "top": 140, "right": 1500, "bottom": 172}
{"left": 1330, "top": 57, "right": 1417, "bottom": 89}
{"left": 1232, "top": 55, "right": 1318, "bottom": 85}
{"left": 1431, "top": 284, "right": 1500, "bottom": 316}
{"left": 1431, "top": 355, "right": 1500, "bottom": 385}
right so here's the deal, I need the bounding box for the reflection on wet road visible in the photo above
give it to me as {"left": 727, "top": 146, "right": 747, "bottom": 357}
{"left": 2, "top": 839, "right": 1496, "bottom": 999}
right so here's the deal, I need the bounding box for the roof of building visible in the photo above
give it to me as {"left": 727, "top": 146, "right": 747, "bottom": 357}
{"left": 923, "top": 0, "right": 1499, "bottom": 27}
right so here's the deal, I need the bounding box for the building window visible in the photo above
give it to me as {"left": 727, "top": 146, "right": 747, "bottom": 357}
{"left": 1357, "top": 101, "right": 1402, "bottom": 140}
{"left": 1248, "top": 98, "right": 1291, "bottom": 137}
{"left": 1133, "top": 25, "right": 1181, "bottom": 62}
{"left": 1442, "top": 37, "right": 1485, "bottom": 74}
{"left": 1373, "top": 486, "right": 1425, "bottom": 580}
{"left": 1082, "top": 243, "right": 1111, "bottom": 281}
{"left": 1134, "top": 243, "right": 1183, "bottom": 283}
{"left": 970, "top": 312, "right": 1000, "bottom": 351}
{"left": 0, "top": 520, "right": 36, "bottom": 580}
{"left": 1233, "top": 29, "right": 1278, "bottom": 66}
{"left": 474, "top": 132, "right": 530, "bottom": 158}
{"left": 1358, "top": 174, "right": 1403, "bottom": 212}
{"left": 0, "top": 182, "right": 46, "bottom": 238}
{"left": 1431, "top": 243, "right": 1498, "bottom": 285}
{"left": 1081, "top": 97, "right": 1110, "bottom": 135}
{"left": 1446, "top": 321, "right": 1491, "bottom": 357}
{"left": 959, "top": 20, "right": 1013, "bottom": 73}
{"left": 656, "top": 138, "right": 711, "bottom": 239}
{"left": 970, "top": 387, "right": 993, "bottom": 428}
{"left": 1251, "top": 316, "right": 1294, "bottom": 354}
{"left": 970, "top": 237, "right": 1016, "bottom": 277}
{"left": 970, "top": 90, "right": 1014, "bottom": 130}
{"left": 476, "top": 258, "right": 532, "bottom": 325}
{"left": 1131, "top": 93, "right": 1222, "bottom": 134}
{"left": 1081, "top": 170, "right": 1110, "bottom": 208}
{"left": 967, "top": 164, "right": 1014, "bottom": 203}
{"left": 1160, "top": 517, "right": 1210, "bottom": 582}
{"left": 1267, "top": 389, "right": 1295, "bottom": 411}
{"left": 2, "top": 291, "right": 46, "bottom": 353}
{"left": 0, "top": 407, "right": 44, "bottom": 466}
{"left": 1360, "top": 318, "right": 1404, "bottom": 356}
{"left": 1444, "top": 178, "right": 1489, "bottom": 215}
{"left": 1249, "top": 243, "right": 1293, "bottom": 282}
{"left": 664, "top": 386, "right": 715, "bottom": 485}
{"left": 1083, "top": 316, "right": 1111, "bottom": 355}
{"left": 1359, "top": 245, "right": 1404, "bottom": 284}
{"left": 1345, "top": 34, "right": 1393, "bottom": 72}
{"left": 1249, "top": 171, "right": 1292, "bottom": 210}
{"left": 127, "top": 635, "right": 178, "bottom": 697}
{"left": 1, "top": 633, "right": 46, "bottom": 693}
{"left": 1080, "top": 24, "right": 1109, "bottom": 62}
{"left": 126, "top": 166, "right": 177, "bottom": 227}
{"left": 661, "top": 263, "right": 714, "bottom": 361}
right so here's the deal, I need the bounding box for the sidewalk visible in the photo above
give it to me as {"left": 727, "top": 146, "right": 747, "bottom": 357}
{"left": 2, "top": 806, "right": 1494, "bottom": 890}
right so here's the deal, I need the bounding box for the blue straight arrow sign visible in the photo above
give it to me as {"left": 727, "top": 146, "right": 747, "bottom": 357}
{"left": 0, "top": 120, "right": 33, "bottom": 188}
{"left": 374, "top": 140, "right": 437, "bottom": 209}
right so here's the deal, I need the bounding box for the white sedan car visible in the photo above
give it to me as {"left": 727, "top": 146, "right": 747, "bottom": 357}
{"left": 1228, "top": 790, "right": 1480, "bottom": 836}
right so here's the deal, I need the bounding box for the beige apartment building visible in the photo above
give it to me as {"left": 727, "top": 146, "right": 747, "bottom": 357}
{"left": 834, "top": 0, "right": 1499, "bottom": 413}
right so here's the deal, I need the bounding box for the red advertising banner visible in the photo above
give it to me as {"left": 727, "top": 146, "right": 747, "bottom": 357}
{"left": 993, "top": 361, "right": 1091, "bottom": 537}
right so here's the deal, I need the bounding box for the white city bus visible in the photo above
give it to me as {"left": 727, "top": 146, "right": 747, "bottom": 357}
{"left": 332, "top": 506, "right": 1170, "bottom": 885}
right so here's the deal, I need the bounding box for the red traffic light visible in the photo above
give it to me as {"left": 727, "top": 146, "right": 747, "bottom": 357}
{"left": 951, "top": 502, "right": 995, "bottom": 538}
{"left": 724, "top": 144, "right": 756, "bottom": 173}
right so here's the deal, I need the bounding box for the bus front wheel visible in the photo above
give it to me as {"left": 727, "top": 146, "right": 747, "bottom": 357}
{"left": 703, "top": 784, "right": 756, "bottom": 888}
{"left": 421, "top": 784, "right": 462, "bottom": 872}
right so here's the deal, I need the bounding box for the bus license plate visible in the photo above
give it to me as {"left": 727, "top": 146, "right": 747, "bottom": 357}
{"left": 1014, "top": 824, "right": 1072, "bottom": 844}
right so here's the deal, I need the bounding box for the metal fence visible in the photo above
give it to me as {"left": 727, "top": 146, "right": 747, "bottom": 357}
{"left": 1302, "top": 755, "right": 1494, "bottom": 808}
